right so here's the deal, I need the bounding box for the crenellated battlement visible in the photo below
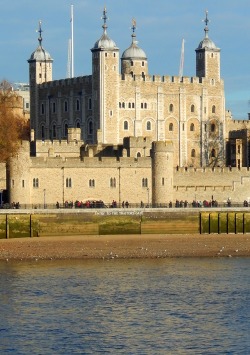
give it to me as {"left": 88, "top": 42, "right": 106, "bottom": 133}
{"left": 39, "top": 75, "right": 92, "bottom": 89}
{"left": 120, "top": 73, "right": 223, "bottom": 86}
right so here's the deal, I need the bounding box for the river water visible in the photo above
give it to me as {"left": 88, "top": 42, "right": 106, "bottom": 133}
{"left": 0, "top": 258, "right": 249, "bottom": 354}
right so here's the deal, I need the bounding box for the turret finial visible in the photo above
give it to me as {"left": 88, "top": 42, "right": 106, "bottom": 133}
{"left": 102, "top": 6, "right": 108, "bottom": 32}
{"left": 203, "top": 10, "right": 210, "bottom": 38}
{"left": 37, "top": 20, "right": 43, "bottom": 46}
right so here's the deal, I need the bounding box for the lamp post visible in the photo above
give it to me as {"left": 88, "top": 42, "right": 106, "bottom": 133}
{"left": 43, "top": 189, "right": 46, "bottom": 209}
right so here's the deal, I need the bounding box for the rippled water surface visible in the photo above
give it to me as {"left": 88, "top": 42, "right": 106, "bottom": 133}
{"left": 0, "top": 258, "right": 249, "bottom": 354}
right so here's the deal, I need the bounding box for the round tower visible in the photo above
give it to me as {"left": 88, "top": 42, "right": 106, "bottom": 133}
{"left": 28, "top": 21, "right": 53, "bottom": 139}
{"left": 7, "top": 141, "right": 31, "bottom": 205}
{"left": 195, "top": 10, "right": 220, "bottom": 81}
{"left": 91, "top": 7, "right": 120, "bottom": 145}
{"left": 121, "top": 19, "right": 148, "bottom": 77}
{"left": 151, "top": 141, "right": 174, "bottom": 205}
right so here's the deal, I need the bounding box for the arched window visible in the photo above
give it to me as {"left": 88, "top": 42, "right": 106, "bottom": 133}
{"left": 89, "top": 179, "right": 95, "bottom": 187}
{"left": 76, "top": 99, "right": 80, "bottom": 111}
{"left": 41, "top": 103, "right": 45, "bottom": 115}
{"left": 137, "top": 152, "right": 141, "bottom": 158}
{"left": 33, "top": 178, "right": 39, "bottom": 188}
{"left": 52, "top": 102, "right": 56, "bottom": 113}
{"left": 190, "top": 123, "right": 195, "bottom": 132}
{"left": 212, "top": 105, "right": 216, "bottom": 114}
{"left": 144, "top": 103, "right": 147, "bottom": 109}
{"left": 191, "top": 149, "right": 196, "bottom": 158}
{"left": 88, "top": 98, "right": 92, "bottom": 110}
{"left": 132, "top": 103, "right": 135, "bottom": 108}
{"left": 122, "top": 102, "right": 125, "bottom": 108}
{"left": 142, "top": 178, "right": 148, "bottom": 187}
{"left": 88, "top": 121, "right": 93, "bottom": 135}
{"left": 52, "top": 124, "right": 56, "bottom": 138}
{"left": 124, "top": 121, "right": 128, "bottom": 130}
{"left": 146, "top": 121, "right": 151, "bottom": 131}
{"left": 211, "top": 149, "right": 216, "bottom": 158}
{"left": 76, "top": 122, "right": 80, "bottom": 128}
{"left": 64, "top": 123, "right": 68, "bottom": 137}
{"left": 211, "top": 123, "right": 216, "bottom": 132}
{"left": 64, "top": 101, "right": 68, "bottom": 112}
{"left": 41, "top": 125, "right": 45, "bottom": 140}
{"left": 119, "top": 102, "right": 122, "bottom": 108}
{"left": 191, "top": 105, "right": 195, "bottom": 113}
{"left": 110, "top": 178, "right": 116, "bottom": 188}
{"left": 128, "top": 102, "right": 131, "bottom": 109}
{"left": 66, "top": 178, "right": 72, "bottom": 188}
{"left": 169, "top": 123, "right": 173, "bottom": 131}
{"left": 169, "top": 104, "right": 174, "bottom": 113}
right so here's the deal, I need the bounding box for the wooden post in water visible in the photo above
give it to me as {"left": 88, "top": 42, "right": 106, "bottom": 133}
{"left": 30, "top": 214, "right": 33, "bottom": 237}
{"left": 218, "top": 213, "right": 220, "bottom": 234}
{"left": 234, "top": 213, "right": 237, "bottom": 234}
{"left": 6, "top": 214, "right": 9, "bottom": 239}
{"left": 243, "top": 213, "right": 245, "bottom": 234}
{"left": 226, "top": 213, "right": 229, "bottom": 234}
{"left": 208, "top": 213, "right": 211, "bottom": 234}
{"left": 199, "top": 212, "right": 202, "bottom": 234}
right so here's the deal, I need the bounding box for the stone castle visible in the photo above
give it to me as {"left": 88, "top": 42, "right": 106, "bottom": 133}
{"left": 4, "top": 8, "right": 250, "bottom": 207}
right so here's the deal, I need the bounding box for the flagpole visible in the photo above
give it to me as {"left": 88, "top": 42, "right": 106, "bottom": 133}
{"left": 71, "top": 4, "right": 74, "bottom": 78}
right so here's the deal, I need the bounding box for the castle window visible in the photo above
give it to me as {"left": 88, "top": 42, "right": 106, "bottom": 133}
{"left": 41, "top": 103, "right": 45, "bottom": 115}
{"left": 41, "top": 125, "right": 45, "bottom": 140}
{"left": 88, "top": 121, "right": 93, "bottom": 135}
{"left": 211, "top": 123, "right": 216, "bottom": 132}
{"left": 52, "top": 125, "right": 56, "bottom": 138}
{"left": 76, "top": 99, "right": 80, "bottom": 111}
{"left": 238, "top": 145, "right": 241, "bottom": 154}
{"left": 22, "top": 180, "right": 25, "bottom": 188}
{"left": 122, "top": 102, "right": 125, "bottom": 108}
{"left": 64, "top": 123, "right": 68, "bottom": 137}
{"left": 89, "top": 179, "right": 95, "bottom": 187}
{"left": 162, "top": 178, "right": 164, "bottom": 186}
{"left": 137, "top": 152, "right": 141, "bottom": 158}
{"left": 212, "top": 105, "right": 216, "bottom": 114}
{"left": 124, "top": 121, "right": 128, "bottom": 130}
{"left": 141, "top": 103, "right": 143, "bottom": 109}
{"left": 190, "top": 123, "right": 195, "bottom": 132}
{"left": 169, "top": 123, "right": 173, "bottom": 131}
{"left": 76, "top": 122, "right": 80, "bottom": 128}
{"left": 142, "top": 178, "right": 148, "bottom": 187}
{"left": 211, "top": 149, "right": 216, "bottom": 158}
{"left": 191, "top": 105, "right": 195, "bottom": 113}
{"left": 204, "top": 124, "right": 207, "bottom": 132}
{"left": 110, "top": 110, "right": 113, "bottom": 117}
{"left": 211, "top": 53, "right": 214, "bottom": 58}
{"left": 131, "top": 60, "right": 134, "bottom": 66}
{"left": 128, "top": 103, "right": 131, "bottom": 109}
{"left": 52, "top": 102, "right": 56, "bottom": 113}
{"left": 113, "top": 53, "right": 116, "bottom": 57}
{"left": 119, "top": 102, "right": 121, "bottom": 108}
{"left": 88, "top": 98, "right": 92, "bottom": 110}
{"left": 105, "top": 53, "right": 108, "bottom": 57}
{"left": 66, "top": 178, "right": 72, "bottom": 188}
{"left": 132, "top": 103, "right": 135, "bottom": 108}
{"left": 191, "top": 149, "right": 196, "bottom": 158}
{"left": 142, "top": 61, "right": 145, "bottom": 67}
{"left": 110, "top": 178, "right": 116, "bottom": 188}
{"left": 144, "top": 103, "right": 147, "bottom": 109}
{"left": 64, "top": 101, "right": 68, "bottom": 112}
{"left": 146, "top": 121, "right": 151, "bottom": 131}
{"left": 169, "top": 104, "right": 174, "bottom": 113}
{"left": 33, "top": 178, "right": 39, "bottom": 188}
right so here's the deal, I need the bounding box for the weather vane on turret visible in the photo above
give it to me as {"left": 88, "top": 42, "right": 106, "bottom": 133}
{"left": 37, "top": 20, "right": 43, "bottom": 46}
{"left": 203, "top": 10, "right": 210, "bottom": 37}
{"left": 102, "top": 6, "right": 108, "bottom": 32}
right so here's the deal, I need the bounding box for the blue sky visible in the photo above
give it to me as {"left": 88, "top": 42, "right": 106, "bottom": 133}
{"left": 1, "top": 0, "right": 250, "bottom": 119}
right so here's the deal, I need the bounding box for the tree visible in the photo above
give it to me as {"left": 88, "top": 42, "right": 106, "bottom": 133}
{"left": 0, "top": 80, "right": 30, "bottom": 163}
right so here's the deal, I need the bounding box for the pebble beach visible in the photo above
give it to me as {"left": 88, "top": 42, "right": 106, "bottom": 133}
{"left": 0, "top": 234, "right": 250, "bottom": 261}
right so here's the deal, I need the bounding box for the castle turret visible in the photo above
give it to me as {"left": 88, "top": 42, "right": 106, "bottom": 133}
{"left": 121, "top": 19, "right": 148, "bottom": 77}
{"left": 28, "top": 21, "right": 53, "bottom": 139}
{"left": 91, "top": 7, "right": 120, "bottom": 144}
{"left": 151, "top": 141, "right": 174, "bottom": 205}
{"left": 195, "top": 11, "right": 220, "bottom": 81}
